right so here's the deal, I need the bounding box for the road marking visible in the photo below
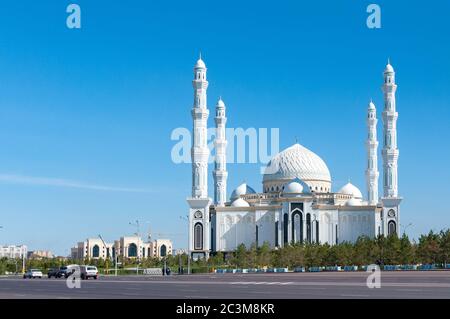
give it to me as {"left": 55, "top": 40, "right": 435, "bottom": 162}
{"left": 230, "top": 281, "right": 293, "bottom": 286}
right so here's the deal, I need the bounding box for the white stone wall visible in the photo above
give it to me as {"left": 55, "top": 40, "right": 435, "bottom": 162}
{"left": 338, "top": 210, "right": 376, "bottom": 243}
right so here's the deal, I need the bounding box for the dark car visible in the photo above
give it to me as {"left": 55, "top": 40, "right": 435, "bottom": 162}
{"left": 57, "top": 266, "right": 72, "bottom": 278}
{"left": 47, "top": 268, "right": 59, "bottom": 278}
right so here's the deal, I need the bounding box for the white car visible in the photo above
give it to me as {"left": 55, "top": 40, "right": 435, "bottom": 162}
{"left": 80, "top": 265, "right": 98, "bottom": 280}
{"left": 23, "top": 269, "right": 43, "bottom": 279}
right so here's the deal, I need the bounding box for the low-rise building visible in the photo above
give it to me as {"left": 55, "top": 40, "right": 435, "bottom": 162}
{"left": 0, "top": 245, "right": 27, "bottom": 259}
{"left": 70, "top": 236, "right": 173, "bottom": 260}
{"left": 151, "top": 239, "right": 172, "bottom": 257}
{"left": 71, "top": 238, "right": 113, "bottom": 260}
{"left": 27, "top": 250, "right": 54, "bottom": 259}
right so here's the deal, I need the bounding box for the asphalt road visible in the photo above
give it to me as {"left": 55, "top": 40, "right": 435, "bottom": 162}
{"left": 1, "top": 271, "right": 449, "bottom": 299}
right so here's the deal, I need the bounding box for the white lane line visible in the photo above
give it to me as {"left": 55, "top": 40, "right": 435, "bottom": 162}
{"left": 3, "top": 278, "right": 450, "bottom": 288}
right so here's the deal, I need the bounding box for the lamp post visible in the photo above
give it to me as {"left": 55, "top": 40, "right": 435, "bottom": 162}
{"left": 400, "top": 223, "right": 413, "bottom": 236}
{"left": 179, "top": 215, "right": 190, "bottom": 275}
{"left": 98, "top": 234, "right": 111, "bottom": 275}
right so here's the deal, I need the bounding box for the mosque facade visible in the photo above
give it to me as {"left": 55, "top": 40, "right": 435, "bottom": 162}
{"left": 186, "top": 57, "right": 402, "bottom": 258}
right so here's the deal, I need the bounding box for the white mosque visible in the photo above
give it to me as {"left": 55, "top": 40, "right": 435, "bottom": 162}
{"left": 187, "top": 56, "right": 402, "bottom": 259}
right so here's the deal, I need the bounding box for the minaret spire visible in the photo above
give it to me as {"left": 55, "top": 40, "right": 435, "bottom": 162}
{"left": 191, "top": 55, "right": 209, "bottom": 198}
{"left": 382, "top": 60, "right": 399, "bottom": 198}
{"left": 380, "top": 60, "right": 401, "bottom": 237}
{"left": 366, "top": 100, "right": 379, "bottom": 205}
{"left": 187, "top": 56, "right": 212, "bottom": 259}
{"left": 213, "top": 97, "right": 228, "bottom": 206}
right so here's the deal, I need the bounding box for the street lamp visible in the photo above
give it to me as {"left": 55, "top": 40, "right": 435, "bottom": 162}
{"left": 98, "top": 234, "right": 112, "bottom": 275}
{"left": 401, "top": 223, "right": 413, "bottom": 236}
{"left": 179, "top": 215, "right": 190, "bottom": 275}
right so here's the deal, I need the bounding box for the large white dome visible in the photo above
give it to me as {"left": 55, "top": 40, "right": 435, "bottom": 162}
{"left": 263, "top": 143, "right": 331, "bottom": 193}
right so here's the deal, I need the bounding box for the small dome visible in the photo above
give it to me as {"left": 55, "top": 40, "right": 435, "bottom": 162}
{"left": 216, "top": 97, "right": 225, "bottom": 108}
{"left": 195, "top": 58, "right": 206, "bottom": 69}
{"left": 338, "top": 182, "right": 363, "bottom": 199}
{"left": 230, "top": 183, "right": 256, "bottom": 201}
{"left": 284, "top": 181, "right": 303, "bottom": 194}
{"left": 230, "top": 198, "right": 250, "bottom": 207}
{"left": 368, "top": 101, "right": 376, "bottom": 110}
{"left": 384, "top": 63, "right": 394, "bottom": 73}
{"left": 346, "top": 198, "right": 363, "bottom": 206}
{"left": 283, "top": 178, "right": 310, "bottom": 195}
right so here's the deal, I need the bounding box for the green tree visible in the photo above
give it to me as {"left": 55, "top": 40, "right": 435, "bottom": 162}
{"left": 398, "top": 233, "right": 415, "bottom": 264}
{"left": 232, "top": 244, "right": 247, "bottom": 268}
{"left": 417, "top": 231, "right": 440, "bottom": 264}
{"left": 257, "top": 242, "right": 272, "bottom": 267}
{"left": 438, "top": 229, "right": 450, "bottom": 266}
{"left": 384, "top": 234, "right": 401, "bottom": 264}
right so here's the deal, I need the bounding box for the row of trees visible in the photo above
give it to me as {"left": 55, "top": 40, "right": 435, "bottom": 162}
{"left": 213, "top": 229, "right": 450, "bottom": 269}
{"left": 1, "top": 229, "right": 450, "bottom": 274}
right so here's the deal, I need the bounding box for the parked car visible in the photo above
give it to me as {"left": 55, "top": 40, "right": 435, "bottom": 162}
{"left": 58, "top": 264, "right": 79, "bottom": 278}
{"left": 23, "top": 269, "right": 43, "bottom": 279}
{"left": 80, "top": 265, "right": 98, "bottom": 280}
{"left": 47, "top": 268, "right": 59, "bottom": 278}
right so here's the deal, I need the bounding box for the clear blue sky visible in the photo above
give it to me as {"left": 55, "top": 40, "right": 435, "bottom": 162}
{"left": 0, "top": 1, "right": 449, "bottom": 255}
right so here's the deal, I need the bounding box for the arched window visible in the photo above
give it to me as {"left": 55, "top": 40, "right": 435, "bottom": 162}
{"left": 92, "top": 245, "right": 100, "bottom": 258}
{"left": 275, "top": 221, "right": 279, "bottom": 247}
{"left": 291, "top": 211, "right": 303, "bottom": 243}
{"left": 306, "top": 213, "right": 311, "bottom": 243}
{"left": 315, "top": 220, "right": 319, "bottom": 243}
{"left": 388, "top": 221, "right": 397, "bottom": 236}
{"left": 160, "top": 244, "right": 167, "bottom": 257}
{"left": 194, "top": 223, "right": 203, "bottom": 250}
{"left": 128, "top": 243, "right": 137, "bottom": 257}
{"left": 283, "top": 213, "right": 289, "bottom": 244}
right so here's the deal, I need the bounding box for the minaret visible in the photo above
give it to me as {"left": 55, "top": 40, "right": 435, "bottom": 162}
{"left": 187, "top": 55, "right": 212, "bottom": 259}
{"left": 191, "top": 55, "right": 210, "bottom": 198}
{"left": 381, "top": 60, "right": 399, "bottom": 198}
{"left": 365, "top": 100, "right": 379, "bottom": 205}
{"left": 380, "top": 59, "right": 402, "bottom": 237}
{"left": 213, "top": 97, "right": 228, "bottom": 206}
